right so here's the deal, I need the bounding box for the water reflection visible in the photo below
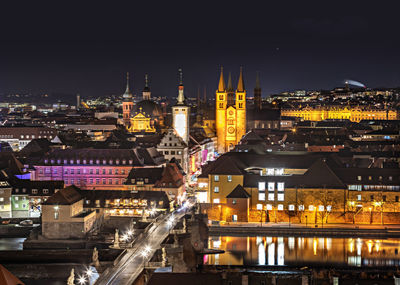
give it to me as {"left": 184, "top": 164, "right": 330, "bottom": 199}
{"left": 205, "top": 236, "right": 400, "bottom": 267}
{"left": 0, "top": 238, "right": 26, "bottom": 250}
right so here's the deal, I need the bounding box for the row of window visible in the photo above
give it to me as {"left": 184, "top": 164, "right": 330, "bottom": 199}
{"left": 43, "top": 159, "right": 132, "bottom": 165}
{"left": 354, "top": 194, "right": 399, "bottom": 202}
{"left": 161, "top": 150, "right": 182, "bottom": 155}
{"left": 349, "top": 185, "right": 400, "bottom": 191}
{"left": 65, "top": 178, "right": 125, "bottom": 185}
{"left": 40, "top": 168, "right": 127, "bottom": 175}
{"left": 213, "top": 175, "right": 232, "bottom": 182}
{"left": 357, "top": 175, "right": 394, "bottom": 181}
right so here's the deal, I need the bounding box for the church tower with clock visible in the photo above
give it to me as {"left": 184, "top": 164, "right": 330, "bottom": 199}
{"left": 172, "top": 69, "right": 190, "bottom": 144}
{"left": 216, "top": 67, "right": 246, "bottom": 153}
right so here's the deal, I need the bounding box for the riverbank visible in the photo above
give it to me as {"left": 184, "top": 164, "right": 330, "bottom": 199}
{"left": 209, "top": 222, "right": 400, "bottom": 238}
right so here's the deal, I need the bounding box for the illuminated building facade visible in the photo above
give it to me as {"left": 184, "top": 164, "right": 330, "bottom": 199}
{"left": 33, "top": 148, "right": 165, "bottom": 190}
{"left": 281, "top": 106, "right": 398, "bottom": 122}
{"left": 201, "top": 152, "right": 400, "bottom": 224}
{"left": 157, "top": 128, "right": 188, "bottom": 174}
{"left": 216, "top": 67, "right": 246, "bottom": 153}
{"left": 126, "top": 107, "right": 156, "bottom": 133}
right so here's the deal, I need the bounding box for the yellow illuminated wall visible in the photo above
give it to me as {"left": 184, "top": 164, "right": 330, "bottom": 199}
{"left": 281, "top": 107, "right": 398, "bottom": 122}
{"left": 127, "top": 109, "right": 155, "bottom": 133}
{"left": 215, "top": 85, "right": 246, "bottom": 153}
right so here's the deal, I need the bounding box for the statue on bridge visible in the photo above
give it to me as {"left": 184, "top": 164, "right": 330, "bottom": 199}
{"left": 67, "top": 268, "right": 75, "bottom": 285}
{"left": 114, "top": 229, "right": 120, "bottom": 248}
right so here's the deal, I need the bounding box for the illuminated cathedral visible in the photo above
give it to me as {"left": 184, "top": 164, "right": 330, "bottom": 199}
{"left": 215, "top": 67, "right": 246, "bottom": 153}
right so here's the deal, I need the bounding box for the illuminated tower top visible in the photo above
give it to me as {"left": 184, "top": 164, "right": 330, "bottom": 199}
{"left": 177, "top": 68, "right": 185, "bottom": 105}
{"left": 142, "top": 74, "right": 151, "bottom": 100}
{"left": 218, "top": 67, "right": 226, "bottom": 92}
{"left": 237, "top": 66, "right": 245, "bottom": 92}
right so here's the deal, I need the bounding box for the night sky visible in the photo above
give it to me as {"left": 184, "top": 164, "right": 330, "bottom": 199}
{"left": 1, "top": 2, "right": 400, "bottom": 101}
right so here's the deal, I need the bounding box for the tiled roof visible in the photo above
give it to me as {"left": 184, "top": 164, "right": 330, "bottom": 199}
{"left": 226, "top": 184, "right": 251, "bottom": 198}
{"left": 43, "top": 185, "right": 82, "bottom": 205}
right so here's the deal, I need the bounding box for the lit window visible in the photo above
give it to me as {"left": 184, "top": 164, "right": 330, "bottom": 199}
{"left": 357, "top": 195, "right": 361, "bottom": 201}
{"left": 268, "top": 182, "right": 274, "bottom": 191}
{"left": 318, "top": 205, "right": 324, "bottom": 211}
{"left": 258, "top": 182, "right": 266, "bottom": 191}
{"left": 256, "top": 204, "right": 263, "bottom": 210}
{"left": 277, "top": 193, "right": 284, "bottom": 201}
{"left": 308, "top": 205, "right": 314, "bottom": 211}
{"left": 275, "top": 169, "right": 284, "bottom": 176}
{"left": 277, "top": 204, "right": 284, "bottom": 211}
{"left": 268, "top": 193, "right": 274, "bottom": 201}
{"left": 277, "top": 183, "right": 284, "bottom": 191}
{"left": 259, "top": 193, "right": 265, "bottom": 201}
{"left": 214, "top": 186, "right": 219, "bottom": 193}
{"left": 214, "top": 175, "right": 219, "bottom": 182}
{"left": 266, "top": 204, "right": 273, "bottom": 210}
{"left": 289, "top": 205, "right": 295, "bottom": 211}
{"left": 0, "top": 198, "right": 4, "bottom": 202}
{"left": 298, "top": 205, "right": 304, "bottom": 211}
{"left": 213, "top": 198, "right": 220, "bottom": 203}
{"left": 327, "top": 205, "right": 332, "bottom": 212}
{"left": 227, "top": 175, "right": 232, "bottom": 182}
{"left": 267, "top": 168, "right": 274, "bottom": 176}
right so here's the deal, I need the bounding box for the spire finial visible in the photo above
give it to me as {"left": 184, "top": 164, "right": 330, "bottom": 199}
{"left": 227, "top": 72, "right": 233, "bottom": 91}
{"left": 255, "top": 71, "right": 261, "bottom": 89}
{"left": 177, "top": 68, "right": 185, "bottom": 104}
{"left": 179, "top": 68, "right": 183, "bottom": 85}
{"left": 237, "top": 66, "right": 245, "bottom": 92}
{"left": 145, "top": 74, "right": 149, "bottom": 88}
{"left": 218, "top": 66, "right": 226, "bottom": 92}
{"left": 125, "top": 72, "right": 130, "bottom": 92}
{"left": 123, "top": 72, "right": 132, "bottom": 99}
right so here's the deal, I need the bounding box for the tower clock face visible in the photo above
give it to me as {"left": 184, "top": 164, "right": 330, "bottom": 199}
{"left": 228, "top": 126, "right": 235, "bottom": 134}
{"left": 229, "top": 110, "right": 234, "bottom": 115}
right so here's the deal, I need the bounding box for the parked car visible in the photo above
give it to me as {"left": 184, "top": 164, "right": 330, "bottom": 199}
{"left": 19, "top": 220, "right": 33, "bottom": 226}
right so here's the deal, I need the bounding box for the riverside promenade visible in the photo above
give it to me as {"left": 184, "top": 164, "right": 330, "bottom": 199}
{"left": 209, "top": 222, "right": 400, "bottom": 238}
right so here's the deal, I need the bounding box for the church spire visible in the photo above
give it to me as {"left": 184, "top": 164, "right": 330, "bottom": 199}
{"left": 218, "top": 67, "right": 226, "bottom": 92}
{"left": 227, "top": 72, "right": 233, "bottom": 92}
{"left": 123, "top": 72, "right": 132, "bottom": 99}
{"left": 144, "top": 74, "right": 150, "bottom": 91}
{"left": 142, "top": 73, "right": 151, "bottom": 100}
{"left": 177, "top": 68, "right": 185, "bottom": 104}
{"left": 237, "top": 66, "right": 245, "bottom": 92}
{"left": 255, "top": 71, "right": 261, "bottom": 90}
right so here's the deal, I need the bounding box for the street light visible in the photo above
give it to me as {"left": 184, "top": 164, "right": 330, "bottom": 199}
{"left": 78, "top": 275, "right": 87, "bottom": 285}
{"left": 144, "top": 245, "right": 151, "bottom": 253}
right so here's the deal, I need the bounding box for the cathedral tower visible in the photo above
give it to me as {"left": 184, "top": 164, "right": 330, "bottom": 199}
{"left": 235, "top": 67, "right": 247, "bottom": 147}
{"left": 172, "top": 69, "right": 190, "bottom": 144}
{"left": 215, "top": 67, "right": 247, "bottom": 153}
{"left": 122, "top": 72, "right": 134, "bottom": 125}
{"left": 216, "top": 67, "right": 227, "bottom": 154}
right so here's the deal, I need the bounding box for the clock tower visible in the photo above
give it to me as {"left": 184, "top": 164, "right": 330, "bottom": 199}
{"left": 172, "top": 69, "right": 190, "bottom": 144}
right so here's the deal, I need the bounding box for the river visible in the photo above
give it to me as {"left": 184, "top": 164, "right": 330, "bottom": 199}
{"left": 205, "top": 235, "right": 400, "bottom": 267}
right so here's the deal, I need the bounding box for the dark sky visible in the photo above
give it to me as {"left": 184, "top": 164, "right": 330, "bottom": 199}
{"left": 1, "top": 2, "right": 400, "bottom": 100}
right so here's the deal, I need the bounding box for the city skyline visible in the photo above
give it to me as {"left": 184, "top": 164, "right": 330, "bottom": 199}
{"left": 1, "top": 2, "right": 400, "bottom": 99}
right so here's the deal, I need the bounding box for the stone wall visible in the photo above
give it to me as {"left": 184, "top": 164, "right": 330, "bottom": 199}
{"left": 42, "top": 222, "right": 86, "bottom": 239}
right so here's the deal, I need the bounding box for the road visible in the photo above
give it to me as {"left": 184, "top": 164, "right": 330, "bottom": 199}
{"left": 95, "top": 206, "right": 188, "bottom": 285}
